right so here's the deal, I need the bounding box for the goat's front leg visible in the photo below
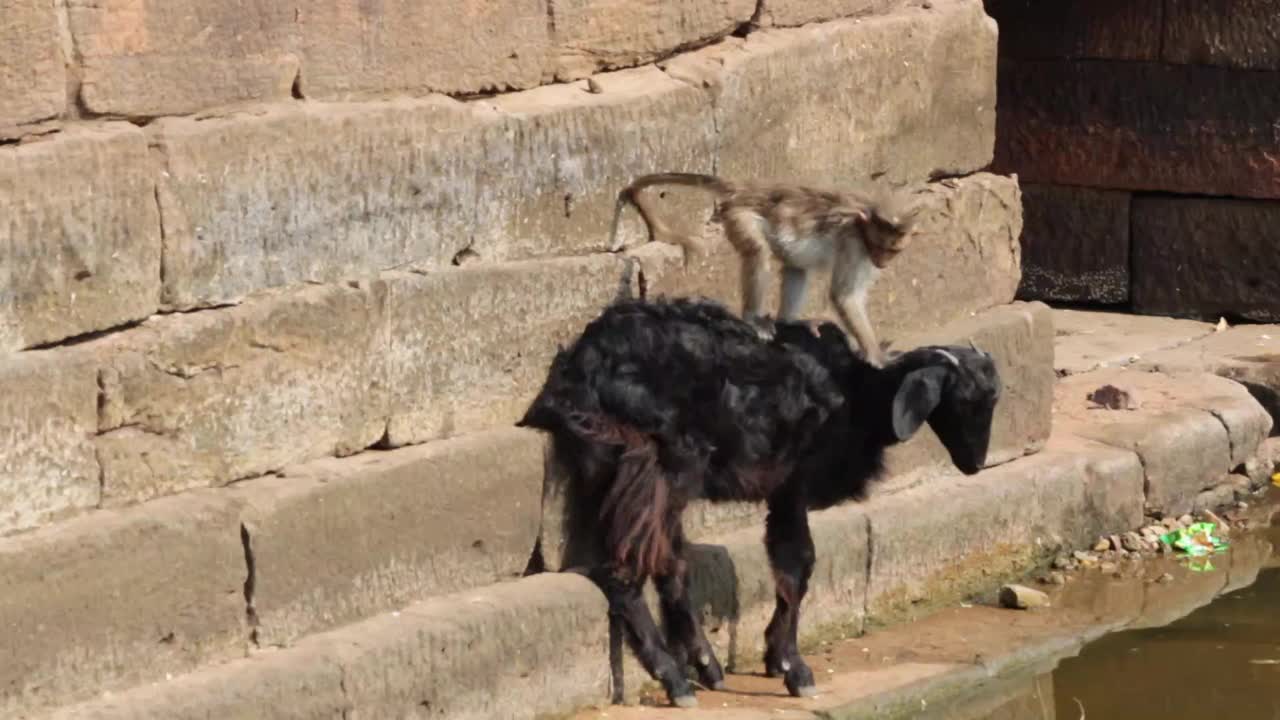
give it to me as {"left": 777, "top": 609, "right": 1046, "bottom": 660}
{"left": 589, "top": 565, "right": 698, "bottom": 708}
{"left": 654, "top": 528, "right": 726, "bottom": 691}
{"left": 762, "top": 493, "right": 817, "bottom": 698}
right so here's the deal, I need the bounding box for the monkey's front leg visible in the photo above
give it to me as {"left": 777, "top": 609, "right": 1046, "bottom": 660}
{"left": 833, "top": 294, "right": 884, "bottom": 367}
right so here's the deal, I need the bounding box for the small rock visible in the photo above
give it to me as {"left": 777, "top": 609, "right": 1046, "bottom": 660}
{"left": 1099, "top": 562, "right": 1119, "bottom": 575}
{"left": 1178, "top": 514, "right": 1194, "bottom": 526}
{"left": 1157, "top": 572, "right": 1174, "bottom": 584}
{"left": 1202, "top": 509, "right": 1230, "bottom": 535}
{"left": 1109, "top": 534, "right": 1124, "bottom": 551}
{"left": 1052, "top": 555, "right": 1074, "bottom": 570}
{"left": 1093, "top": 538, "right": 1111, "bottom": 552}
{"left": 1121, "top": 531, "right": 1145, "bottom": 553}
{"left": 1237, "top": 501, "right": 1250, "bottom": 510}
{"left": 1046, "top": 571, "right": 1066, "bottom": 585}
{"left": 999, "top": 584, "right": 1050, "bottom": 610}
{"left": 1161, "top": 517, "right": 1180, "bottom": 530}
{"left": 585, "top": 77, "right": 604, "bottom": 94}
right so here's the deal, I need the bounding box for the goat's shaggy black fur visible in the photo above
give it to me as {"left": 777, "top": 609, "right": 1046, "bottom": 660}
{"left": 518, "top": 296, "right": 1000, "bottom": 707}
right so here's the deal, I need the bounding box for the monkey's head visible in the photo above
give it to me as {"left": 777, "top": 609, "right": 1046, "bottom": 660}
{"left": 855, "top": 194, "right": 921, "bottom": 269}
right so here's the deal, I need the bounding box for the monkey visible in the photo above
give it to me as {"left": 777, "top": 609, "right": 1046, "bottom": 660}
{"left": 608, "top": 172, "right": 921, "bottom": 367}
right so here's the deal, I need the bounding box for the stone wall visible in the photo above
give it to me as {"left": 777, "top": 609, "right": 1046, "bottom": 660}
{"left": 1, "top": 0, "right": 1011, "bottom": 534}
{"left": 987, "top": 0, "right": 1280, "bottom": 321}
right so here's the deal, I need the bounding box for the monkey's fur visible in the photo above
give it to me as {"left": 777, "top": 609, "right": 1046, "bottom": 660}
{"left": 609, "top": 172, "right": 921, "bottom": 367}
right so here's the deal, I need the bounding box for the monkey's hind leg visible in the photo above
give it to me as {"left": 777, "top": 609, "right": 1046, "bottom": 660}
{"left": 723, "top": 210, "right": 775, "bottom": 339}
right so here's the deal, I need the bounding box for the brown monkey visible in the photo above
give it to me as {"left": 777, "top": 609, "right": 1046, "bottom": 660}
{"left": 609, "top": 173, "right": 921, "bottom": 367}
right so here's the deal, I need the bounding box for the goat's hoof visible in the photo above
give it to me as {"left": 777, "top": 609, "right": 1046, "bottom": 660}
{"left": 783, "top": 664, "right": 816, "bottom": 698}
{"left": 672, "top": 694, "right": 699, "bottom": 709}
{"left": 710, "top": 679, "right": 726, "bottom": 691}
{"left": 792, "top": 684, "right": 819, "bottom": 698}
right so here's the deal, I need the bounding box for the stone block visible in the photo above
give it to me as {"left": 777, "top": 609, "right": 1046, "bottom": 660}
{"left": 548, "top": 0, "right": 754, "bottom": 80}
{"left": 1162, "top": 0, "right": 1280, "bottom": 70}
{"left": 0, "top": 0, "right": 64, "bottom": 137}
{"left": 479, "top": 66, "right": 719, "bottom": 259}
{"left": 0, "top": 350, "right": 98, "bottom": 536}
{"left": 1132, "top": 324, "right": 1280, "bottom": 434}
{"left": 0, "top": 491, "right": 247, "bottom": 716}
{"left": 296, "top": 0, "right": 550, "bottom": 100}
{"left": 755, "top": 0, "right": 904, "bottom": 29}
{"left": 48, "top": 574, "right": 611, "bottom": 720}
{"left": 1052, "top": 309, "right": 1214, "bottom": 376}
{"left": 0, "top": 124, "right": 161, "bottom": 351}
{"left": 66, "top": 0, "right": 297, "bottom": 116}
{"left": 866, "top": 442, "right": 1143, "bottom": 622}
{"left": 1054, "top": 368, "right": 1269, "bottom": 516}
{"left": 381, "top": 255, "right": 633, "bottom": 446}
{"left": 1016, "top": 184, "right": 1131, "bottom": 304}
{"left": 1131, "top": 196, "right": 1280, "bottom": 322}
{"left": 984, "top": 0, "right": 1162, "bottom": 61}
{"left": 94, "top": 281, "right": 390, "bottom": 505}
{"left": 236, "top": 428, "right": 546, "bottom": 646}
{"left": 633, "top": 173, "right": 1022, "bottom": 348}
{"left": 663, "top": 0, "right": 997, "bottom": 186}
{"left": 150, "top": 99, "right": 488, "bottom": 310}
{"left": 994, "top": 59, "right": 1280, "bottom": 200}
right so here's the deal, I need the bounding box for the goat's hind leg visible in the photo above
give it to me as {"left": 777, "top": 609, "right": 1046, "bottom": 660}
{"left": 763, "top": 494, "right": 818, "bottom": 698}
{"left": 654, "top": 528, "right": 726, "bottom": 691}
{"left": 590, "top": 565, "right": 698, "bottom": 708}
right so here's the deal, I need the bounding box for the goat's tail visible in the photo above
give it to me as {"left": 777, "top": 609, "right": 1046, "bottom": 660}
{"left": 566, "top": 413, "right": 675, "bottom": 579}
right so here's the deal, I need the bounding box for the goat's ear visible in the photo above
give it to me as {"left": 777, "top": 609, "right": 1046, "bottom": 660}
{"left": 891, "top": 366, "right": 946, "bottom": 440}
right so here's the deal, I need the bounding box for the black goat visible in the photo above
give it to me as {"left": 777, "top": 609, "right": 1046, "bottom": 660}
{"left": 517, "top": 296, "right": 1000, "bottom": 707}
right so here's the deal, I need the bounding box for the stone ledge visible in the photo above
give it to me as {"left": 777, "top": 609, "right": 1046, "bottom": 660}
{"left": 43, "top": 573, "right": 611, "bottom": 720}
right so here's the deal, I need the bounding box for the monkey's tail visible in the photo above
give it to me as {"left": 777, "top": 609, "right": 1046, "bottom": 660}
{"left": 608, "top": 173, "right": 728, "bottom": 259}
{"left": 626, "top": 172, "right": 734, "bottom": 196}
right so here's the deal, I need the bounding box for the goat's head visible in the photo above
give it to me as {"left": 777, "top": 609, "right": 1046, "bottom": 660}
{"left": 887, "top": 343, "right": 1001, "bottom": 475}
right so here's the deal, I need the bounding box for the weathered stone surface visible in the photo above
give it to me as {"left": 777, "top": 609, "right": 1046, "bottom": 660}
{"left": 1131, "top": 196, "right": 1280, "bottom": 322}
{"left": 0, "top": 491, "right": 246, "bottom": 716}
{"left": 66, "top": 0, "right": 297, "bottom": 117}
{"left": 633, "top": 173, "right": 1022, "bottom": 348}
{"left": 296, "top": 0, "right": 550, "bottom": 100}
{"left": 1132, "top": 324, "right": 1280, "bottom": 433}
{"left": 1052, "top": 309, "right": 1214, "bottom": 376}
{"left": 1017, "top": 184, "right": 1130, "bottom": 304}
{"left": 984, "top": 0, "right": 1162, "bottom": 61}
{"left": 0, "top": 125, "right": 161, "bottom": 350}
{"left": 236, "top": 428, "right": 546, "bottom": 646}
{"left": 756, "top": 0, "right": 903, "bottom": 28}
{"left": 49, "top": 574, "right": 610, "bottom": 720}
{"left": 549, "top": 0, "right": 753, "bottom": 80}
{"left": 94, "top": 281, "right": 389, "bottom": 505}
{"left": 994, "top": 59, "right": 1280, "bottom": 199}
{"left": 0, "top": 0, "right": 64, "bottom": 137}
{"left": 1162, "top": 0, "right": 1280, "bottom": 70}
{"left": 382, "top": 255, "right": 632, "bottom": 446}
{"left": 664, "top": 0, "right": 996, "bottom": 186}
{"left": 151, "top": 99, "right": 486, "bottom": 309}
{"left": 1055, "top": 369, "right": 1269, "bottom": 516}
{"left": 0, "top": 351, "right": 98, "bottom": 536}
{"left": 867, "top": 441, "right": 1144, "bottom": 622}
{"left": 480, "top": 66, "right": 718, "bottom": 259}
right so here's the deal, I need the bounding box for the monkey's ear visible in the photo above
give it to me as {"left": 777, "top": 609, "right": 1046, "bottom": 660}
{"left": 891, "top": 366, "right": 946, "bottom": 440}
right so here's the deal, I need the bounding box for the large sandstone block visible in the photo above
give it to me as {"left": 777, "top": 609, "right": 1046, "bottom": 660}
{"left": 548, "top": 0, "right": 753, "bottom": 80}
{"left": 0, "top": 0, "right": 63, "bottom": 137}
{"left": 632, "top": 173, "right": 1023, "bottom": 346}
{"left": 1017, "top": 184, "right": 1130, "bottom": 304}
{"left": 480, "top": 66, "right": 718, "bottom": 259}
{"left": 0, "top": 124, "right": 161, "bottom": 351}
{"left": 663, "top": 0, "right": 997, "bottom": 186}
{"left": 381, "top": 255, "right": 633, "bottom": 446}
{"left": 296, "top": 0, "right": 549, "bottom": 100}
{"left": 48, "top": 574, "right": 611, "bottom": 720}
{"left": 1052, "top": 308, "right": 1214, "bottom": 376}
{"left": 1131, "top": 196, "right": 1280, "bottom": 322}
{"left": 0, "top": 491, "right": 246, "bottom": 716}
{"left": 1162, "top": 0, "right": 1280, "bottom": 70}
{"left": 94, "top": 281, "right": 390, "bottom": 506}
{"left": 236, "top": 428, "right": 546, "bottom": 647}
{"left": 994, "top": 59, "right": 1280, "bottom": 200}
{"left": 66, "top": 0, "right": 297, "bottom": 117}
{"left": 0, "top": 351, "right": 98, "bottom": 536}
{"left": 755, "top": 0, "right": 903, "bottom": 28}
{"left": 1132, "top": 325, "right": 1280, "bottom": 432}
{"left": 150, "top": 99, "right": 487, "bottom": 309}
{"left": 1055, "top": 369, "right": 1270, "bottom": 516}
{"left": 867, "top": 441, "right": 1144, "bottom": 622}
{"left": 983, "top": 0, "right": 1162, "bottom": 61}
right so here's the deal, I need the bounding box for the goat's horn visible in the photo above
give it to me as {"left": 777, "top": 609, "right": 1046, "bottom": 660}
{"left": 934, "top": 348, "right": 960, "bottom": 367}
{"left": 968, "top": 338, "right": 982, "bottom": 352}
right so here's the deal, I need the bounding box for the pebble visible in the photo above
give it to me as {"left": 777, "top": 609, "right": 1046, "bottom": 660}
{"left": 1121, "top": 531, "right": 1146, "bottom": 553}
{"left": 1099, "top": 562, "right": 1119, "bottom": 575}
{"left": 1156, "top": 572, "right": 1174, "bottom": 584}
{"left": 1178, "top": 514, "right": 1194, "bottom": 526}
{"left": 1093, "top": 539, "right": 1110, "bottom": 552}
{"left": 999, "top": 584, "right": 1051, "bottom": 610}
{"left": 1038, "top": 571, "right": 1067, "bottom": 586}
{"left": 1052, "top": 555, "right": 1074, "bottom": 570}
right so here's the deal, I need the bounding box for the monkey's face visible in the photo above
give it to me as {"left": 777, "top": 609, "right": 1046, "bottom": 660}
{"left": 860, "top": 218, "right": 913, "bottom": 269}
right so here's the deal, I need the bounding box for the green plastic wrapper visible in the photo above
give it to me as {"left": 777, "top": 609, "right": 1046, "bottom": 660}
{"left": 1159, "top": 522, "right": 1228, "bottom": 559}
